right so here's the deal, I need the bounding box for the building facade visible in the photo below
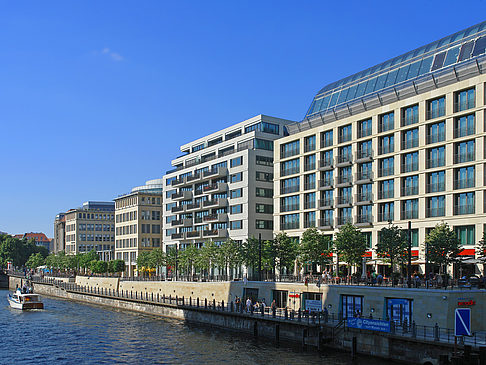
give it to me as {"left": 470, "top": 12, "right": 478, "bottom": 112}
{"left": 274, "top": 21, "right": 486, "bottom": 276}
{"left": 114, "top": 179, "right": 163, "bottom": 276}
{"left": 53, "top": 213, "right": 66, "bottom": 253}
{"left": 65, "top": 201, "right": 115, "bottom": 261}
{"left": 15, "top": 232, "right": 51, "bottom": 252}
{"left": 163, "top": 115, "right": 294, "bottom": 256}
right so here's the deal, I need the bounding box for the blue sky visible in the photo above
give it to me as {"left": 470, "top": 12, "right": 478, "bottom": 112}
{"left": 0, "top": 1, "right": 484, "bottom": 236}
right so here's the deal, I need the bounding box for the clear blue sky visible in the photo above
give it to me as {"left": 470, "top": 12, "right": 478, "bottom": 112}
{"left": 0, "top": 1, "right": 484, "bottom": 237}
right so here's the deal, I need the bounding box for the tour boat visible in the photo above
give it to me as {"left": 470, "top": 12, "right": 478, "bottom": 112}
{"left": 7, "top": 289, "right": 44, "bottom": 310}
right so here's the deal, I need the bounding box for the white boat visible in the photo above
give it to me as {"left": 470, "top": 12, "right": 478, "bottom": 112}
{"left": 7, "top": 289, "right": 44, "bottom": 310}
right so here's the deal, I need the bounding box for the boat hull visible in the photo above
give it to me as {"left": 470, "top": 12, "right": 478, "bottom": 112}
{"left": 7, "top": 295, "right": 44, "bottom": 310}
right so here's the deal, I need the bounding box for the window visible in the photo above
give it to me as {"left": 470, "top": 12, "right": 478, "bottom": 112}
{"left": 212, "top": 161, "right": 227, "bottom": 170}
{"left": 341, "top": 295, "right": 363, "bottom": 319}
{"left": 230, "top": 189, "right": 243, "bottom": 199}
{"left": 455, "top": 88, "right": 475, "bottom": 112}
{"left": 402, "top": 199, "right": 418, "bottom": 219}
{"left": 358, "top": 183, "right": 372, "bottom": 202}
{"left": 304, "top": 154, "right": 316, "bottom": 171}
{"left": 454, "top": 192, "right": 475, "bottom": 215}
{"left": 357, "top": 162, "right": 372, "bottom": 181}
{"left": 152, "top": 225, "right": 161, "bottom": 234}
{"left": 339, "top": 124, "right": 352, "bottom": 143}
{"left": 281, "top": 195, "right": 299, "bottom": 212}
{"left": 379, "top": 179, "right": 394, "bottom": 199}
{"left": 230, "top": 204, "right": 243, "bottom": 214}
{"left": 402, "top": 152, "right": 418, "bottom": 173}
{"left": 379, "top": 134, "right": 394, "bottom": 154}
{"left": 304, "top": 135, "right": 316, "bottom": 152}
{"left": 254, "top": 138, "right": 273, "bottom": 151}
{"left": 304, "top": 173, "right": 316, "bottom": 190}
{"left": 230, "top": 156, "right": 243, "bottom": 167}
{"left": 304, "top": 192, "right": 316, "bottom": 209}
{"left": 379, "top": 112, "right": 394, "bottom": 132}
{"left": 166, "top": 189, "right": 176, "bottom": 198}
{"left": 256, "top": 171, "right": 273, "bottom": 182}
{"left": 379, "top": 202, "right": 394, "bottom": 221}
{"left": 357, "top": 205, "right": 372, "bottom": 224}
{"left": 151, "top": 211, "right": 161, "bottom": 220}
{"left": 338, "top": 145, "right": 352, "bottom": 163}
{"left": 304, "top": 211, "right": 316, "bottom": 228}
{"left": 358, "top": 118, "right": 372, "bottom": 138}
{"left": 281, "top": 177, "right": 300, "bottom": 194}
{"left": 427, "top": 196, "right": 445, "bottom": 217}
{"left": 337, "top": 207, "right": 353, "bottom": 225}
{"left": 402, "top": 175, "right": 418, "bottom": 196}
{"left": 320, "top": 190, "right": 333, "bottom": 207}
{"left": 337, "top": 187, "right": 352, "bottom": 205}
{"left": 455, "top": 140, "right": 475, "bottom": 163}
{"left": 281, "top": 213, "right": 299, "bottom": 230}
{"left": 379, "top": 157, "right": 394, "bottom": 177}
{"left": 386, "top": 298, "right": 413, "bottom": 324}
{"left": 427, "top": 146, "right": 445, "bottom": 168}
{"left": 320, "top": 130, "right": 333, "bottom": 148}
{"left": 402, "top": 104, "right": 419, "bottom": 126}
{"left": 357, "top": 140, "right": 372, "bottom": 159}
{"left": 402, "top": 128, "right": 419, "bottom": 149}
{"left": 256, "top": 203, "right": 273, "bottom": 214}
{"left": 256, "top": 187, "right": 273, "bottom": 198}
{"left": 281, "top": 140, "right": 300, "bottom": 159}
{"left": 230, "top": 172, "right": 243, "bottom": 183}
{"left": 455, "top": 166, "right": 475, "bottom": 189}
{"left": 255, "top": 155, "right": 272, "bottom": 166}
{"left": 320, "top": 170, "right": 333, "bottom": 188}
{"left": 338, "top": 166, "right": 352, "bottom": 184}
{"left": 245, "top": 121, "right": 279, "bottom": 135}
{"left": 427, "top": 96, "right": 445, "bottom": 119}
{"left": 427, "top": 171, "right": 445, "bottom": 193}
{"left": 455, "top": 225, "right": 475, "bottom": 245}
{"left": 256, "top": 219, "right": 273, "bottom": 230}
{"left": 454, "top": 114, "right": 475, "bottom": 138}
{"left": 320, "top": 209, "right": 333, "bottom": 226}
{"left": 320, "top": 150, "right": 333, "bottom": 168}
{"left": 281, "top": 158, "right": 300, "bottom": 176}
{"left": 230, "top": 221, "right": 243, "bottom": 230}
{"left": 427, "top": 122, "right": 445, "bottom": 144}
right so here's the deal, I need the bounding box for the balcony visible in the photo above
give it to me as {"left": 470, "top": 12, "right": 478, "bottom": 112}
{"left": 318, "top": 179, "right": 333, "bottom": 190}
{"left": 171, "top": 232, "right": 185, "bottom": 240}
{"left": 281, "top": 204, "right": 300, "bottom": 213}
{"left": 335, "top": 174, "right": 352, "bottom": 187}
{"left": 401, "top": 186, "right": 419, "bottom": 196}
{"left": 281, "top": 222, "right": 299, "bottom": 230}
{"left": 171, "top": 205, "right": 185, "bottom": 213}
{"left": 355, "top": 214, "right": 373, "bottom": 226}
{"left": 378, "top": 190, "right": 394, "bottom": 200}
{"left": 281, "top": 185, "right": 300, "bottom": 195}
{"left": 401, "top": 162, "right": 419, "bottom": 173}
{"left": 378, "top": 213, "right": 394, "bottom": 222}
{"left": 426, "top": 208, "right": 445, "bottom": 218}
{"left": 426, "top": 132, "right": 446, "bottom": 144}
{"left": 402, "top": 114, "right": 419, "bottom": 126}
{"left": 378, "top": 167, "right": 394, "bottom": 178}
{"left": 336, "top": 216, "right": 353, "bottom": 226}
{"left": 336, "top": 195, "right": 352, "bottom": 207}
{"left": 426, "top": 182, "right": 445, "bottom": 193}
{"left": 355, "top": 171, "right": 373, "bottom": 183}
{"left": 355, "top": 193, "right": 373, "bottom": 205}
{"left": 454, "top": 178, "right": 475, "bottom": 189}
{"left": 281, "top": 167, "right": 300, "bottom": 177}
{"left": 318, "top": 218, "right": 333, "bottom": 230}
{"left": 426, "top": 106, "right": 445, "bottom": 120}
{"left": 172, "top": 191, "right": 193, "bottom": 201}
{"left": 194, "top": 189, "right": 204, "bottom": 196}
{"left": 338, "top": 133, "right": 352, "bottom": 144}
{"left": 281, "top": 149, "right": 300, "bottom": 159}
{"left": 356, "top": 149, "right": 373, "bottom": 162}
{"left": 454, "top": 101, "right": 475, "bottom": 112}
{"left": 203, "top": 213, "right": 228, "bottom": 222}
{"left": 454, "top": 126, "right": 475, "bottom": 138}
{"left": 401, "top": 137, "right": 419, "bottom": 150}
{"left": 203, "top": 198, "right": 228, "bottom": 208}
{"left": 401, "top": 210, "right": 418, "bottom": 220}
{"left": 171, "top": 177, "right": 185, "bottom": 187}
{"left": 185, "top": 202, "right": 201, "bottom": 212}
{"left": 187, "top": 174, "right": 201, "bottom": 183}
{"left": 203, "top": 167, "right": 228, "bottom": 179}
{"left": 303, "top": 183, "right": 316, "bottom": 191}
{"left": 203, "top": 182, "right": 228, "bottom": 194}
{"left": 186, "top": 230, "right": 202, "bottom": 239}
{"left": 304, "top": 163, "right": 316, "bottom": 172}
{"left": 319, "top": 198, "right": 333, "bottom": 209}
{"left": 335, "top": 154, "right": 352, "bottom": 166}
{"left": 171, "top": 218, "right": 192, "bottom": 227}
{"left": 426, "top": 158, "right": 445, "bottom": 169}
{"left": 454, "top": 152, "right": 475, "bottom": 164}
{"left": 203, "top": 229, "right": 228, "bottom": 238}
{"left": 454, "top": 204, "right": 475, "bottom": 215}
{"left": 318, "top": 158, "right": 333, "bottom": 171}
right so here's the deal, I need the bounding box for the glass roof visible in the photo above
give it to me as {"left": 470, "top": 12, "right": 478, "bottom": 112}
{"left": 305, "top": 21, "right": 486, "bottom": 119}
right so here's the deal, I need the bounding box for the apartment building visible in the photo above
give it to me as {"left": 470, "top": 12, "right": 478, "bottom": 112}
{"left": 53, "top": 213, "right": 66, "bottom": 253}
{"left": 65, "top": 201, "right": 115, "bottom": 261}
{"left": 163, "top": 115, "right": 294, "bottom": 254}
{"left": 274, "top": 21, "right": 486, "bottom": 276}
{"left": 114, "top": 179, "right": 163, "bottom": 276}
{"left": 14, "top": 232, "right": 52, "bottom": 252}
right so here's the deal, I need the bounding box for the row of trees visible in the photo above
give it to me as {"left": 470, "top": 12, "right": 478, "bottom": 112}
{"left": 0, "top": 234, "right": 49, "bottom": 268}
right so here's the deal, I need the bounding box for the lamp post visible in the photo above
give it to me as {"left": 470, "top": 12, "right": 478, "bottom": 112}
{"left": 258, "top": 233, "right": 262, "bottom": 281}
{"left": 407, "top": 221, "right": 412, "bottom": 288}
{"left": 175, "top": 243, "right": 179, "bottom": 281}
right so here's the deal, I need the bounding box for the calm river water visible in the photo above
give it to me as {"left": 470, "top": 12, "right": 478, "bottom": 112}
{"left": 1, "top": 289, "right": 392, "bottom": 364}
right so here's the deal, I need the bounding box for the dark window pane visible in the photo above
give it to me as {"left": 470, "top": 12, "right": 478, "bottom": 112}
{"left": 418, "top": 56, "right": 433, "bottom": 76}
{"left": 375, "top": 73, "right": 388, "bottom": 91}
{"left": 444, "top": 46, "right": 460, "bottom": 67}
{"left": 328, "top": 92, "right": 340, "bottom": 108}
{"left": 396, "top": 64, "right": 410, "bottom": 83}
{"left": 345, "top": 85, "right": 358, "bottom": 102}
{"left": 407, "top": 60, "right": 422, "bottom": 79}
{"left": 431, "top": 51, "right": 446, "bottom": 71}
{"left": 384, "top": 69, "right": 399, "bottom": 87}
{"left": 355, "top": 81, "right": 368, "bottom": 98}
{"left": 458, "top": 41, "right": 474, "bottom": 61}
{"left": 365, "top": 77, "right": 378, "bottom": 94}
{"left": 337, "top": 88, "right": 349, "bottom": 105}
{"left": 472, "top": 36, "right": 486, "bottom": 57}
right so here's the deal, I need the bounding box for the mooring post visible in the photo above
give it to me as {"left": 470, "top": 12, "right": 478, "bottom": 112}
{"left": 351, "top": 336, "right": 357, "bottom": 359}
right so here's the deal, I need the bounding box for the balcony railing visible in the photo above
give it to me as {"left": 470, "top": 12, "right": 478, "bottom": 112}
{"left": 454, "top": 178, "right": 475, "bottom": 189}
{"left": 338, "top": 133, "right": 352, "bottom": 143}
{"left": 281, "top": 204, "right": 300, "bottom": 212}
{"left": 401, "top": 162, "right": 419, "bottom": 173}
{"left": 378, "top": 145, "right": 394, "bottom": 155}
{"left": 281, "top": 149, "right": 300, "bottom": 159}
{"left": 171, "top": 178, "right": 185, "bottom": 186}
{"left": 454, "top": 126, "right": 475, "bottom": 138}
{"left": 336, "top": 154, "right": 352, "bottom": 165}
{"left": 356, "top": 171, "right": 373, "bottom": 182}
{"left": 318, "top": 218, "right": 333, "bottom": 228}
{"left": 356, "top": 214, "right": 373, "bottom": 224}
{"left": 454, "top": 204, "right": 475, "bottom": 215}
{"left": 304, "top": 163, "right": 316, "bottom": 172}
{"left": 358, "top": 128, "right": 372, "bottom": 139}
{"left": 187, "top": 230, "right": 202, "bottom": 238}
{"left": 336, "top": 195, "right": 352, "bottom": 206}
{"left": 304, "top": 202, "right": 316, "bottom": 210}
{"left": 356, "top": 149, "right": 373, "bottom": 161}
{"left": 304, "top": 143, "right": 316, "bottom": 153}
{"left": 402, "top": 114, "right": 419, "bottom": 126}
{"left": 401, "top": 186, "right": 419, "bottom": 196}
{"left": 319, "top": 158, "right": 333, "bottom": 170}
{"left": 426, "top": 132, "right": 446, "bottom": 144}
{"left": 378, "top": 190, "right": 394, "bottom": 199}
{"left": 401, "top": 137, "right": 419, "bottom": 150}
{"left": 320, "top": 138, "right": 333, "bottom": 148}
{"left": 187, "top": 174, "right": 201, "bottom": 182}
{"left": 186, "top": 202, "right": 201, "bottom": 211}
{"left": 378, "top": 213, "right": 394, "bottom": 222}
{"left": 426, "top": 106, "right": 445, "bottom": 120}
{"left": 319, "top": 198, "right": 333, "bottom": 208}
{"left": 203, "top": 198, "right": 227, "bottom": 208}
{"left": 203, "top": 167, "right": 227, "bottom": 178}
{"left": 454, "top": 152, "right": 475, "bottom": 164}
{"left": 356, "top": 193, "right": 373, "bottom": 203}
{"left": 171, "top": 205, "right": 184, "bottom": 213}
{"left": 319, "top": 179, "right": 333, "bottom": 189}
{"left": 281, "top": 167, "right": 300, "bottom": 176}
{"left": 303, "top": 183, "right": 316, "bottom": 191}
{"left": 281, "top": 185, "right": 300, "bottom": 194}
{"left": 401, "top": 210, "right": 418, "bottom": 220}
{"left": 281, "top": 222, "right": 299, "bottom": 230}
{"left": 304, "top": 220, "right": 316, "bottom": 228}
{"left": 336, "top": 216, "right": 353, "bottom": 226}
{"left": 426, "top": 182, "right": 445, "bottom": 193}
{"left": 171, "top": 232, "right": 184, "bottom": 240}
{"left": 378, "top": 167, "right": 394, "bottom": 177}
{"left": 426, "top": 158, "right": 445, "bottom": 169}
{"left": 454, "top": 101, "right": 475, "bottom": 112}
{"left": 426, "top": 208, "right": 445, "bottom": 218}
{"left": 336, "top": 174, "right": 352, "bottom": 185}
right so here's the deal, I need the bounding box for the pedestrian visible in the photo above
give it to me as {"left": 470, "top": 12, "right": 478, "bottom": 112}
{"left": 235, "top": 296, "right": 241, "bottom": 311}
{"left": 271, "top": 299, "right": 277, "bottom": 311}
{"left": 246, "top": 297, "right": 252, "bottom": 312}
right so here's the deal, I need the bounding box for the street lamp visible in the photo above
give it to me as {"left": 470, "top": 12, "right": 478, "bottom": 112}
{"left": 407, "top": 221, "right": 412, "bottom": 288}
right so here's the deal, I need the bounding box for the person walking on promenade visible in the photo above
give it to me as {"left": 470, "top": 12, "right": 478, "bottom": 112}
{"left": 271, "top": 299, "right": 277, "bottom": 312}
{"left": 246, "top": 297, "right": 252, "bottom": 312}
{"left": 235, "top": 296, "right": 241, "bottom": 312}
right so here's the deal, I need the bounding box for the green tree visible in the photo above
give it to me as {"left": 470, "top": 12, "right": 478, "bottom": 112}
{"left": 178, "top": 245, "right": 199, "bottom": 276}
{"left": 166, "top": 246, "right": 177, "bottom": 276}
{"left": 90, "top": 260, "right": 108, "bottom": 274}
{"left": 478, "top": 232, "right": 486, "bottom": 262}
{"left": 240, "top": 237, "right": 260, "bottom": 278}
{"left": 273, "top": 232, "right": 298, "bottom": 275}
{"left": 137, "top": 251, "right": 154, "bottom": 275}
{"left": 298, "top": 228, "right": 332, "bottom": 273}
{"left": 375, "top": 225, "right": 408, "bottom": 280}
{"left": 149, "top": 248, "right": 167, "bottom": 275}
{"left": 197, "top": 241, "right": 218, "bottom": 277}
{"left": 334, "top": 223, "right": 367, "bottom": 272}
{"left": 111, "top": 259, "right": 126, "bottom": 274}
{"left": 80, "top": 250, "right": 99, "bottom": 273}
{"left": 424, "top": 223, "right": 462, "bottom": 273}
{"left": 25, "top": 253, "right": 45, "bottom": 269}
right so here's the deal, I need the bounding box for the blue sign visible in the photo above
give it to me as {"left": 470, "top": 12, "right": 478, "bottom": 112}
{"left": 455, "top": 308, "right": 471, "bottom": 336}
{"left": 347, "top": 318, "right": 391, "bottom": 333}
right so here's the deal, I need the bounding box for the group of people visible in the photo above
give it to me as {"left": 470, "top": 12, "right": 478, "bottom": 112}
{"left": 234, "top": 296, "right": 278, "bottom": 313}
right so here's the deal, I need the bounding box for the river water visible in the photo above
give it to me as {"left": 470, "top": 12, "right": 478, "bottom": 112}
{"left": 1, "top": 289, "right": 392, "bottom": 364}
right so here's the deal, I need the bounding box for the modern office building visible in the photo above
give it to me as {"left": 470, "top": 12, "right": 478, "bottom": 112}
{"left": 163, "top": 114, "right": 294, "bottom": 256}
{"left": 64, "top": 201, "right": 115, "bottom": 261}
{"left": 53, "top": 213, "right": 66, "bottom": 253}
{"left": 114, "top": 179, "right": 163, "bottom": 276}
{"left": 274, "top": 21, "right": 486, "bottom": 276}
